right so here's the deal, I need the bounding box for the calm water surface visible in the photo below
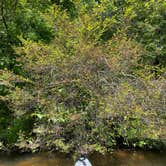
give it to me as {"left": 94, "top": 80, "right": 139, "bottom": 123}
{"left": 0, "top": 150, "right": 165, "bottom": 166}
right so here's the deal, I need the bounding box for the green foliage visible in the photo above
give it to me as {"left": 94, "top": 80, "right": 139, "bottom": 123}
{"left": 0, "top": 0, "right": 54, "bottom": 71}
{"left": 0, "top": 0, "right": 166, "bottom": 154}
{"left": 113, "top": 0, "right": 166, "bottom": 66}
{"left": 51, "top": 0, "right": 77, "bottom": 17}
{"left": 0, "top": 70, "right": 34, "bottom": 148}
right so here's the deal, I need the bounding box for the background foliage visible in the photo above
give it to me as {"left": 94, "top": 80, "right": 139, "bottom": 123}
{"left": 0, "top": 0, "right": 166, "bottom": 154}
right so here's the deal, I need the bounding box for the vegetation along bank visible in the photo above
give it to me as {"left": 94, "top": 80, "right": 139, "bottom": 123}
{"left": 0, "top": 0, "right": 166, "bottom": 155}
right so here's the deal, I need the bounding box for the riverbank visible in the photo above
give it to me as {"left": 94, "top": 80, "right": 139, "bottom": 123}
{"left": 0, "top": 0, "right": 166, "bottom": 158}
{"left": 0, "top": 137, "right": 166, "bottom": 156}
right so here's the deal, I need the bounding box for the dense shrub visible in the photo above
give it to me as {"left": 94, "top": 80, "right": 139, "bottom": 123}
{"left": 0, "top": 0, "right": 166, "bottom": 154}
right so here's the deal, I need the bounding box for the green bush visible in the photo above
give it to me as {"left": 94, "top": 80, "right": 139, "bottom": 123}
{"left": 0, "top": 0, "right": 165, "bottom": 154}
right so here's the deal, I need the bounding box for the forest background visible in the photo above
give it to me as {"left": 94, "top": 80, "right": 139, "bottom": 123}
{"left": 0, "top": 0, "right": 166, "bottom": 155}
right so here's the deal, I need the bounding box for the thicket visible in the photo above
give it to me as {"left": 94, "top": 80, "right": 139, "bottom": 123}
{"left": 0, "top": 0, "right": 166, "bottom": 154}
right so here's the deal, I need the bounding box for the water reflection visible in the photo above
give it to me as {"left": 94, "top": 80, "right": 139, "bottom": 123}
{"left": 91, "top": 150, "right": 166, "bottom": 166}
{"left": 0, "top": 150, "right": 165, "bottom": 166}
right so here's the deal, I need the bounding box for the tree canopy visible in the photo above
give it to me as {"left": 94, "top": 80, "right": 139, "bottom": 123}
{"left": 0, "top": 0, "right": 166, "bottom": 154}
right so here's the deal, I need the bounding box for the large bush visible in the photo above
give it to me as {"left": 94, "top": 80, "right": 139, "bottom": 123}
{"left": 14, "top": 5, "right": 166, "bottom": 153}
{"left": 0, "top": 0, "right": 166, "bottom": 154}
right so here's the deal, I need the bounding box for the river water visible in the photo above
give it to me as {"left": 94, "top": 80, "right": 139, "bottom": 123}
{"left": 0, "top": 150, "right": 165, "bottom": 166}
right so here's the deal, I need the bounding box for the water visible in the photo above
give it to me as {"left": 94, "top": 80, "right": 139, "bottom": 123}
{"left": 0, "top": 150, "right": 165, "bottom": 166}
